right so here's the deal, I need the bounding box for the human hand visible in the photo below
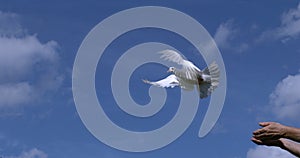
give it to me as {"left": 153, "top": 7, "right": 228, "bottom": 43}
{"left": 253, "top": 122, "right": 287, "bottom": 140}
{"left": 252, "top": 122, "right": 300, "bottom": 157}
{"left": 251, "top": 137, "right": 284, "bottom": 148}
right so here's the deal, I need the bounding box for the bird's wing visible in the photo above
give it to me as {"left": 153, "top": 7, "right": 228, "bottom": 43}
{"left": 159, "top": 49, "right": 201, "bottom": 80}
{"left": 143, "top": 75, "right": 180, "bottom": 88}
{"left": 159, "top": 49, "right": 186, "bottom": 65}
{"left": 143, "top": 75, "right": 194, "bottom": 91}
{"left": 201, "top": 61, "right": 220, "bottom": 88}
{"left": 178, "top": 60, "right": 201, "bottom": 80}
{"left": 202, "top": 61, "right": 220, "bottom": 82}
{"left": 197, "top": 61, "right": 220, "bottom": 99}
{"left": 177, "top": 78, "right": 195, "bottom": 91}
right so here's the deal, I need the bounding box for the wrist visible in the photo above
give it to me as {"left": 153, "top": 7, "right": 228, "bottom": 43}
{"left": 282, "top": 126, "right": 288, "bottom": 138}
{"left": 281, "top": 125, "right": 289, "bottom": 138}
{"left": 278, "top": 138, "right": 289, "bottom": 150}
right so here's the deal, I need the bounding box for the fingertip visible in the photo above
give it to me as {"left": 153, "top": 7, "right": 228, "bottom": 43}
{"left": 253, "top": 129, "right": 262, "bottom": 135}
{"left": 253, "top": 130, "right": 258, "bottom": 134}
{"left": 259, "top": 122, "right": 270, "bottom": 127}
{"left": 251, "top": 137, "right": 262, "bottom": 145}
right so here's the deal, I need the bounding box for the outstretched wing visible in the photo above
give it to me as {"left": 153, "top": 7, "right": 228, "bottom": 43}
{"left": 143, "top": 75, "right": 179, "bottom": 88}
{"left": 143, "top": 74, "right": 194, "bottom": 91}
{"left": 159, "top": 49, "right": 186, "bottom": 65}
{"left": 159, "top": 49, "right": 201, "bottom": 80}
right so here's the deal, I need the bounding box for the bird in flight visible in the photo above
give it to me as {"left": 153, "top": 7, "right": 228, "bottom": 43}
{"left": 143, "top": 49, "right": 220, "bottom": 99}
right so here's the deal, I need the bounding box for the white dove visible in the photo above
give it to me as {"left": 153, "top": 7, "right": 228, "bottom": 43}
{"left": 143, "top": 49, "right": 220, "bottom": 99}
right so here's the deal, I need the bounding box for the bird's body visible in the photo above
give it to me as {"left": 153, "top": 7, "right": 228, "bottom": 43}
{"left": 143, "top": 49, "right": 220, "bottom": 99}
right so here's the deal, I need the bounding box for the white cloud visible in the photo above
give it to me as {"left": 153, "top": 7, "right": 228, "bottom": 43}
{"left": 214, "top": 20, "right": 249, "bottom": 53}
{"left": 0, "top": 11, "right": 23, "bottom": 36}
{"left": 0, "top": 82, "right": 34, "bottom": 107}
{"left": 0, "top": 35, "right": 58, "bottom": 82}
{"left": 247, "top": 146, "right": 295, "bottom": 158}
{"left": 269, "top": 74, "right": 300, "bottom": 120}
{"left": 3, "top": 148, "right": 47, "bottom": 158}
{"left": 278, "top": 3, "right": 300, "bottom": 38}
{"left": 258, "top": 3, "right": 300, "bottom": 42}
{"left": 18, "top": 148, "right": 47, "bottom": 158}
{"left": 0, "top": 11, "right": 63, "bottom": 108}
{"left": 214, "top": 20, "right": 235, "bottom": 49}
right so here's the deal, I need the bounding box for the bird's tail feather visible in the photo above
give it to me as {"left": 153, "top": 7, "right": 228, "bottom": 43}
{"left": 203, "top": 61, "right": 220, "bottom": 91}
{"left": 203, "top": 61, "right": 220, "bottom": 87}
{"left": 198, "top": 62, "right": 220, "bottom": 99}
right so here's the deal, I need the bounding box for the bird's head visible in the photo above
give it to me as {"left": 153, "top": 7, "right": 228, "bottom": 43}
{"left": 167, "top": 67, "right": 175, "bottom": 73}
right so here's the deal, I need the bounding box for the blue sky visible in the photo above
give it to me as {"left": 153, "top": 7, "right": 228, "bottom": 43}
{"left": 1, "top": 0, "right": 300, "bottom": 158}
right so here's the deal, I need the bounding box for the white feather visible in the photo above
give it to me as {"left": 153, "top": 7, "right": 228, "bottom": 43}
{"left": 143, "top": 75, "right": 194, "bottom": 91}
{"left": 143, "top": 75, "right": 179, "bottom": 88}
{"left": 143, "top": 50, "right": 220, "bottom": 99}
{"left": 159, "top": 50, "right": 201, "bottom": 80}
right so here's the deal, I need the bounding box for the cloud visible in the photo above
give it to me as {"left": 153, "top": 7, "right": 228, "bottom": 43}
{"left": 214, "top": 19, "right": 241, "bottom": 51}
{"left": 0, "top": 35, "right": 59, "bottom": 82}
{"left": 0, "top": 11, "right": 63, "bottom": 108}
{"left": 269, "top": 73, "right": 300, "bottom": 120}
{"left": 258, "top": 3, "right": 300, "bottom": 42}
{"left": 0, "top": 133, "right": 47, "bottom": 158}
{"left": 0, "top": 82, "right": 34, "bottom": 107}
{"left": 0, "top": 11, "right": 24, "bottom": 36}
{"left": 214, "top": 20, "right": 249, "bottom": 53}
{"left": 3, "top": 148, "right": 47, "bottom": 158}
{"left": 247, "top": 146, "right": 295, "bottom": 158}
{"left": 214, "top": 20, "right": 235, "bottom": 49}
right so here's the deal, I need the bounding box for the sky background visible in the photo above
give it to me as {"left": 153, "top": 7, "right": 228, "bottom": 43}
{"left": 0, "top": 0, "right": 300, "bottom": 158}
